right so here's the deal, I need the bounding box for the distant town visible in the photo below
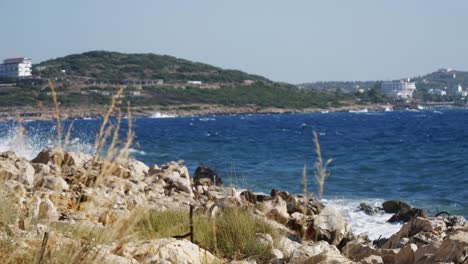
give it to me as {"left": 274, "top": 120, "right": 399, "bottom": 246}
{"left": 0, "top": 52, "right": 467, "bottom": 120}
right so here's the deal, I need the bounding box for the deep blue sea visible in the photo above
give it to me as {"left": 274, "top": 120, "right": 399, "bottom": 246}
{"left": 1, "top": 109, "right": 467, "bottom": 236}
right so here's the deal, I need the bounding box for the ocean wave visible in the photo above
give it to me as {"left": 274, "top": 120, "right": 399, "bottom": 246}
{"left": 129, "top": 148, "right": 147, "bottom": 155}
{"left": 323, "top": 198, "right": 402, "bottom": 240}
{"left": 0, "top": 123, "right": 93, "bottom": 160}
{"left": 150, "top": 112, "right": 177, "bottom": 118}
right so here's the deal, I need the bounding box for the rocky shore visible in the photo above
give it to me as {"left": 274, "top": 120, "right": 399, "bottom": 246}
{"left": 0, "top": 148, "right": 466, "bottom": 263}
{"left": 0, "top": 104, "right": 393, "bottom": 121}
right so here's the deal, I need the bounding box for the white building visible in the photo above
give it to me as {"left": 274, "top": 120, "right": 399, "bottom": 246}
{"left": 187, "top": 80, "right": 202, "bottom": 85}
{"left": 0, "top": 57, "right": 32, "bottom": 78}
{"left": 380, "top": 79, "right": 416, "bottom": 99}
{"left": 447, "top": 84, "right": 468, "bottom": 97}
{"left": 428, "top": 88, "right": 447, "bottom": 96}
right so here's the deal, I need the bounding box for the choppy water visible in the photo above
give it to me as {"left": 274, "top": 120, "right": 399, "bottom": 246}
{"left": 1, "top": 109, "right": 467, "bottom": 239}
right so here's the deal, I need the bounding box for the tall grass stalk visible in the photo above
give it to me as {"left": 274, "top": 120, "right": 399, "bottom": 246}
{"left": 302, "top": 164, "right": 308, "bottom": 196}
{"left": 48, "top": 80, "right": 63, "bottom": 150}
{"left": 313, "top": 131, "right": 332, "bottom": 199}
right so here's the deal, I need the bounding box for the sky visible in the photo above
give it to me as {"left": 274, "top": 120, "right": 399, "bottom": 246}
{"left": 1, "top": 0, "right": 468, "bottom": 83}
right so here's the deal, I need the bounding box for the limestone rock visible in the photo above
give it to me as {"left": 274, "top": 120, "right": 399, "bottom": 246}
{"left": 288, "top": 241, "right": 352, "bottom": 264}
{"left": 264, "top": 196, "right": 290, "bottom": 225}
{"left": 395, "top": 243, "right": 418, "bottom": 264}
{"left": 114, "top": 238, "right": 219, "bottom": 264}
{"left": 342, "top": 241, "right": 374, "bottom": 261}
{"left": 278, "top": 236, "right": 301, "bottom": 259}
{"left": 36, "top": 195, "right": 59, "bottom": 221}
{"left": 64, "top": 151, "right": 92, "bottom": 168}
{"left": 165, "top": 171, "right": 193, "bottom": 195}
{"left": 311, "top": 206, "right": 353, "bottom": 246}
{"left": 431, "top": 229, "right": 468, "bottom": 264}
{"left": 360, "top": 255, "right": 383, "bottom": 264}
{"left": 0, "top": 156, "right": 35, "bottom": 187}
{"left": 36, "top": 175, "right": 69, "bottom": 192}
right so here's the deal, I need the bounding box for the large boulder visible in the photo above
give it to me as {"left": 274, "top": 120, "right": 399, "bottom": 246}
{"left": 388, "top": 208, "right": 428, "bottom": 223}
{"left": 262, "top": 195, "right": 290, "bottom": 225}
{"left": 288, "top": 241, "right": 353, "bottom": 264}
{"left": 193, "top": 164, "right": 223, "bottom": 186}
{"left": 0, "top": 155, "right": 35, "bottom": 187}
{"left": 383, "top": 217, "right": 446, "bottom": 249}
{"left": 430, "top": 229, "right": 468, "bottom": 264}
{"left": 382, "top": 200, "right": 411, "bottom": 214}
{"left": 164, "top": 170, "right": 193, "bottom": 195}
{"left": 114, "top": 238, "right": 219, "bottom": 264}
{"left": 310, "top": 206, "right": 353, "bottom": 246}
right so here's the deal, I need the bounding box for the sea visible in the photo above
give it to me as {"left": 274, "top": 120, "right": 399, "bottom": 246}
{"left": 1, "top": 109, "right": 467, "bottom": 240}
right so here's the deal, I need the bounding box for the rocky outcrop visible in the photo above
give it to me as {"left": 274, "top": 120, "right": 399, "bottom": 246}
{"left": 382, "top": 200, "right": 428, "bottom": 223}
{"left": 289, "top": 241, "right": 353, "bottom": 263}
{"left": 0, "top": 148, "right": 466, "bottom": 264}
{"left": 193, "top": 164, "right": 223, "bottom": 186}
{"left": 344, "top": 215, "right": 468, "bottom": 264}
{"left": 113, "top": 238, "right": 220, "bottom": 264}
{"left": 309, "top": 206, "right": 353, "bottom": 246}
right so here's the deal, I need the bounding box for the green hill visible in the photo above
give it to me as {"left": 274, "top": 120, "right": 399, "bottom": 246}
{"left": 34, "top": 51, "right": 269, "bottom": 83}
{"left": 0, "top": 51, "right": 366, "bottom": 112}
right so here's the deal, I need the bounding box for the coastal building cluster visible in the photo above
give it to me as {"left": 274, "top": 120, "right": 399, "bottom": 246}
{"left": 0, "top": 57, "right": 32, "bottom": 78}
{"left": 428, "top": 84, "right": 468, "bottom": 97}
{"left": 380, "top": 78, "right": 417, "bottom": 99}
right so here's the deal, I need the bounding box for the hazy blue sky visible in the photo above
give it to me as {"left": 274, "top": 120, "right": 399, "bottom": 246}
{"left": 1, "top": 0, "right": 467, "bottom": 83}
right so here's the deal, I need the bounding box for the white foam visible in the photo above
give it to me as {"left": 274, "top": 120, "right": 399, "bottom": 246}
{"left": 0, "top": 123, "right": 93, "bottom": 160}
{"left": 150, "top": 112, "right": 176, "bottom": 118}
{"left": 129, "top": 148, "right": 146, "bottom": 155}
{"left": 323, "top": 198, "right": 402, "bottom": 240}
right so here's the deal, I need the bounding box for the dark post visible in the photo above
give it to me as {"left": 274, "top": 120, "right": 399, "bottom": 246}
{"left": 190, "top": 204, "right": 194, "bottom": 243}
{"left": 37, "top": 232, "right": 49, "bottom": 264}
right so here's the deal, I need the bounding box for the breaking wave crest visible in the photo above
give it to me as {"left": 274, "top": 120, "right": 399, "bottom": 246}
{"left": 0, "top": 121, "right": 93, "bottom": 160}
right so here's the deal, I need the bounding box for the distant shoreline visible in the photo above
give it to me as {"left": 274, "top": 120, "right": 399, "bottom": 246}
{"left": 0, "top": 103, "right": 466, "bottom": 122}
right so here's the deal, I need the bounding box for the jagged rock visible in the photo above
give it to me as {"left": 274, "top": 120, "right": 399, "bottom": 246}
{"left": 388, "top": 208, "right": 428, "bottom": 223}
{"left": 32, "top": 148, "right": 59, "bottom": 164}
{"left": 278, "top": 236, "right": 301, "bottom": 259}
{"left": 359, "top": 202, "right": 379, "bottom": 215}
{"left": 382, "top": 200, "right": 411, "bottom": 214}
{"left": 263, "top": 196, "right": 290, "bottom": 225}
{"left": 383, "top": 217, "right": 446, "bottom": 249}
{"left": 36, "top": 195, "right": 59, "bottom": 221}
{"left": 114, "top": 238, "right": 219, "bottom": 264}
{"left": 164, "top": 171, "right": 193, "bottom": 195}
{"left": 32, "top": 163, "right": 51, "bottom": 175}
{"left": 193, "top": 164, "right": 223, "bottom": 186}
{"left": 310, "top": 206, "right": 353, "bottom": 246}
{"left": 271, "top": 248, "right": 284, "bottom": 260}
{"left": 0, "top": 156, "right": 35, "bottom": 187}
{"left": 288, "top": 241, "right": 353, "bottom": 264}
{"left": 342, "top": 241, "right": 374, "bottom": 261}
{"left": 256, "top": 233, "right": 274, "bottom": 247}
{"left": 395, "top": 243, "right": 418, "bottom": 264}
{"left": 360, "top": 255, "right": 383, "bottom": 264}
{"left": 36, "top": 175, "right": 69, "bottom": 192}
{"left": 147, "top": 164, "right": 161, "bottom": 176}
{"left": 217, "top": 196, "right": 242, "bottom": 208}
{"left": 240, "top": 190, "right": 257, "bottom": 204}
{"left": 287, "top": 212, "right": 309, "bottom": 239}
{"left": 430, "top": 229, "right": 468, "bottom": 264}
{"left": 64, "top": 151, "right": 92, "bottom": 168}
{"left": 413, "top": 241, "right": 442, "bottom": 263}
{"left": 443, "top": 215, "right": 467, "bottom": 228}
{"left": 123, "top": 158, "right": 149, "bottom": 179}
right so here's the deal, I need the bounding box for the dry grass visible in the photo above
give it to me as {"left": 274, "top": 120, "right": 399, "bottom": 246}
{"left": 138, "top": 208, "right": 276, "bottom": 262}
{"left": 312, "top": 131, "right": 332, "bottom": 199}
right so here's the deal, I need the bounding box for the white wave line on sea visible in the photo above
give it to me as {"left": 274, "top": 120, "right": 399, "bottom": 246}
{"left": 323, "top": 198, "right": 402, "bottom": 240}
